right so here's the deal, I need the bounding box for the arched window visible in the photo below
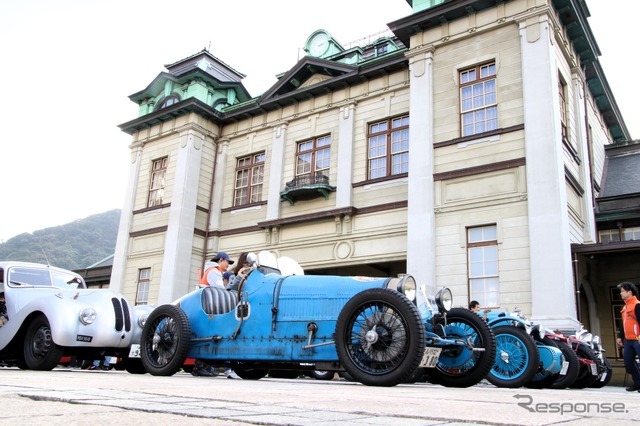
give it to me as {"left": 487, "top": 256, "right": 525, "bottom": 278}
{"left": 158, "top": 96, "right": 179, "bottom": 109}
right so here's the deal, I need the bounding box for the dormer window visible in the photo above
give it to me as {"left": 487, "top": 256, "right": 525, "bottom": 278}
{"left": 376, "top": 44, "right": 388, "bottom": 56}
{"left": 158, "top": 96, "right": 179, "bottom": 110}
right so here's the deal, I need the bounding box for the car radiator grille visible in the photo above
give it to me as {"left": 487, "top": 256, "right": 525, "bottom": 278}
{"left": 111, "top": 297, "right": 132, "bottom": 332}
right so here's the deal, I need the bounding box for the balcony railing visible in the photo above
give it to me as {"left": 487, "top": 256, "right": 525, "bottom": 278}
{"left": 280, "top": 172, "right": 336, "bottom": 205}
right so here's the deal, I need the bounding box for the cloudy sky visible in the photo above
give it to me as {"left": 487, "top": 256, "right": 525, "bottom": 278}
{"left": 0, "top": 0, "right": 637, "bottom": 243}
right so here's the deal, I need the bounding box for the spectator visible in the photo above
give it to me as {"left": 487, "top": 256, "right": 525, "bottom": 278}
{"left": 228, "top": 252, "right": 252, "bottom": 292}
{"left": 199, "top": 252, "right": 235, "bottom": 288}
{"left": 222, "top": 271, "right": 233, "bottom": 287}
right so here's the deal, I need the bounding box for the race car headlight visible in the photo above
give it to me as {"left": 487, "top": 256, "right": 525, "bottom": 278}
{"left": 79, "top": 308, "right": 97, "bottom": 325}
{"left": 389, "top": 274, "right": 417, "bottom": 304}
{"left": 138, "top": 312, "right": 149, "bottom": 328}
{"left": 435, "top": 287, "right": 453, "bottom": 312}
{"left": 580, "top": 332, "right": 593, "bottom": 344}
{"left": 532, "top": 324, "right": 545, "bottom": 340}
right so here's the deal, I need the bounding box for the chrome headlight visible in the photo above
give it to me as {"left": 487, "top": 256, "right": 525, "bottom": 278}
{"left": 79, "top": 307, "right": 97, "bottom": 325}
{"left": 580, "top": 333, "right": 593, "bottom": 344}
{"left": 531, "top": 323, "right": 545, "bottom": 340}
{"left": 138, "top": 312, "right": 149, "bottom": 328}
{"left": 435, "top": 287, "right": 453, "bottom": 312}
{"left": 388, "top": 274, "right": 417, "bottom": 303}
{"left": 512, "top": 307, "right": 526, "bottom": 320}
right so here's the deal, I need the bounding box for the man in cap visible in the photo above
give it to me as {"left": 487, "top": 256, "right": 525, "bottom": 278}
{"left": 199, "top": 252, "right": 235, "bottom": 288}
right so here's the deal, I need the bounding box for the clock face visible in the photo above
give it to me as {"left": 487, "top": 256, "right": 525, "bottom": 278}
{"left": 309, "top": 33, "right": 329, "bottom": 57}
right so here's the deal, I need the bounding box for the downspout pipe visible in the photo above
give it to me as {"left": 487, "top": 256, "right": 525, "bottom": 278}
{"left": 573, "top": 252, "right": 581, "bottom": 322}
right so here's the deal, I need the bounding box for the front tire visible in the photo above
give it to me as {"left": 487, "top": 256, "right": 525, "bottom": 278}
{"left": 549, "top": 341, "right": 580, "bottom": 389}
{"left": 23, "top": 315, "right": 63, "bottom": 371}
{"left": 486, "top": 326, "right": 539, "bottom": 388}
{"left": 570, "top": 343, "right": 600, "bottom": 388}
{"left": 591, "top": 355, "right": 612, "bottom": 388}
{"left": 426, "top": 308, "right": 496, "bottom": 388}
{"left": 335, "top": 288, "right": 426, "bottom": 387}
{"left": 140, "top": 305, "right": 190, "bottom": 376}
{"left": 526, "top": 337, "right": 560, "bottom": 388}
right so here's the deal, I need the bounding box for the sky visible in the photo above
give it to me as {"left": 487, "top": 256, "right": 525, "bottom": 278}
{"left": 0, "top": 0, "right": 637, "bottom": 243}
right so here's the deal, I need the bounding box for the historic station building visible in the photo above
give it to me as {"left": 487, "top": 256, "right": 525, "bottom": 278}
{"left": 110, "top": 0, "right": 639, "bottom": 378}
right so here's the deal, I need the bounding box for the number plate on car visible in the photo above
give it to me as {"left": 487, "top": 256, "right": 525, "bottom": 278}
{"left": 420, "top": 347, "right": 442, "bottom": 368}
{"left": 589, "top": 362, "right": 598, "bottom": 375}
{"left": 129, "top": 344, "right": 141, "bottom": 358}
{"left": 559, "top": 360, "right": 569, "bottom": 375}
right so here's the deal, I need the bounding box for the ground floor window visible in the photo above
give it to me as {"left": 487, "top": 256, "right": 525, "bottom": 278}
{"left": 136, "top": 268, "right": 150, "bottom": 305}
{"left": 467, "top": 224, "right": 499, "bottom": 307}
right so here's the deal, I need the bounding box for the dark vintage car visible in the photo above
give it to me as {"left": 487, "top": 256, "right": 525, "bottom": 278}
{"left": 0, "top": 261, "right": 152, "bottom": 372}
{"left": 140, "top": 251, "right": 496, "bottom": 386}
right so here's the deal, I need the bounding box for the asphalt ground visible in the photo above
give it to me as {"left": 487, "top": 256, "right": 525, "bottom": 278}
{"left": 0, "top": 367, "right": 639, "bottom": 425}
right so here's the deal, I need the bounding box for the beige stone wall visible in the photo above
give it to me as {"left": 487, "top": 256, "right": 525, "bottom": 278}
{"left": 213, "top": 70, "right": 412, "bottom": 269}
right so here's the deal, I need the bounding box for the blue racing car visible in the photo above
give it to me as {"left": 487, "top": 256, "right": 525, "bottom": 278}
{"left": 140, "top": 251, "right": 495, "bottom": 387}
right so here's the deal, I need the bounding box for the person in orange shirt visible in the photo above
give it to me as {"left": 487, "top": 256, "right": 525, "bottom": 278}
{"left": 616, "top": 281, "right": 640, "bottom": 392}
{"left": 199, "top": 252, "right": 235, "bottom": 288}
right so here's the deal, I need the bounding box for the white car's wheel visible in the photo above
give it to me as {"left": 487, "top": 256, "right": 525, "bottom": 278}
{"left": 23, "top": 315, "right": 63, "bottom": 371}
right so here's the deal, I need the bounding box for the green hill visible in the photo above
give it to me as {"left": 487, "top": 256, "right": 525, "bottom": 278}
{"left": 0, "top": 210, "right": 120, "bottom": 270}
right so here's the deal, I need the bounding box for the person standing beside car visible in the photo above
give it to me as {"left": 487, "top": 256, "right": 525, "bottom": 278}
{"left": 616, "top": 281, "right": 640, "bottom": 392}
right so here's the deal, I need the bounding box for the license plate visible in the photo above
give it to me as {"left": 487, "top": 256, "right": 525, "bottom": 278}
{"left": 559, "top": 360, "right": 569, "bottom": 375}
{"left": 129, "top": 344, "right": 141, "bottom": 358}
{"left": 420, "top": 347, "right": 442, "bottom": 368}
{"left": 600, "top": 371, "right": 607, "bottom": 382}
{"left": 589, "top": 362, "right": 598, "bottom": 375}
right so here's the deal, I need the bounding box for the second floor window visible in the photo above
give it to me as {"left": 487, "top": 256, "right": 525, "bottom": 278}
{"left": 467, "top": 224, "right": 499, "bottom": 308}
{"left": 136, "top": 268, "right": 151, "bottom": 305}
{"left": 148, "top": 157, "right": 168, "bottom": 207}
{"left": 460, "top": 62, "right": 497, "bottom": 137}
{"left": 367, "top": 115, "right": 409, "bottom": 180}
{"left": 234, "top": 153, "right": 265, "bottom": 206}
{"left": 296, "top": 136, "right": 331, "bottom": 177}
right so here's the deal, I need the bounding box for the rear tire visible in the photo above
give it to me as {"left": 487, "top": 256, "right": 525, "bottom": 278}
{"left": 234, "top": 367, "right": 268, "bottom": 380}
{"left": 310, "top": 370, "right": 335, "bottom": 380}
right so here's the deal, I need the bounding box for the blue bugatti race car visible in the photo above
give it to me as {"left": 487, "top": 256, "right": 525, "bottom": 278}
{"left": 140, "top": 251, "right": 495, "bottom": 387}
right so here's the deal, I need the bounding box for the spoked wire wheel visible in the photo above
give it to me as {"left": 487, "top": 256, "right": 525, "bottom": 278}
{"left": 336, "top": 288, "right": 425, "bottom": 387}
{"left": 487, "top": 326, "right": 539, "bottom": 388}
{"left": 140, "top": 305, "right": 191, "bottom": 376}
{"left": 426, "top": 307, "right": 496, "bottom": 387}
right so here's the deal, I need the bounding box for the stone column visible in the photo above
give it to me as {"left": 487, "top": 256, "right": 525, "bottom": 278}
{"left": 520, "top": 15, "right": 578, "bottom": 330}
{"left": 406, "top": 46, "right": 436, "bottom": 300}
{"left": 572, "top": 68, "right": 597, "bottom": 243}
{"left": 266, "top": 123, "right": 288, "bottom": 220}
{"left": 110, "top": 144, "right": 142, "bottom": 293}
{"left": 336, "top": 102, "right": 356, "bottom": 208}
{"left": 157, "top": 130, "right": 206, "bottom": 303}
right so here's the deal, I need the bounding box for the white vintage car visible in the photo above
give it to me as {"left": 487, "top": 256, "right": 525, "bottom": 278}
{"left": 0, "top": 261, "right": 153, "bottom": 372}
